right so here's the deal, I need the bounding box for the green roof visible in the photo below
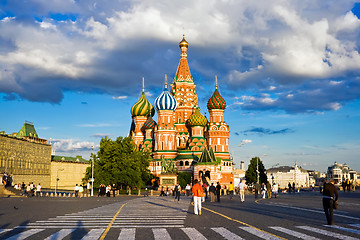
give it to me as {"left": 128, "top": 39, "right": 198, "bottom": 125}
{"left": 52, "top": 155, "right": 89, "bottom": 163}
{"left": 17, "top": 121, "right": 38, "bottom": 138}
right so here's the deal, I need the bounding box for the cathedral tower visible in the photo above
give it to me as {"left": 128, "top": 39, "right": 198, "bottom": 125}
{"left": 171, "top": 35, "right": 198, "bottom": 149}
{"left": 130, "top": 78, "right": 154, "bottom": 149}
{"left": 153, "top": 75, "right": 178, "bottom": 160}
{"left": 206, "top": 76, "right": 230, "bottom": 159}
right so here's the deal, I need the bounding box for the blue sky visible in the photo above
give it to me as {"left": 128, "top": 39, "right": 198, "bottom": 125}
{"left": 1, "top": 0, "right": 360, "bottom": 172}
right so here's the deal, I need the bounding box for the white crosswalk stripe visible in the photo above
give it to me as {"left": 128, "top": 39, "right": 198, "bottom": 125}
{"left": 239, "top": 226, "right": 282, "bottom": 240}
{"left": 5, "top": 228, "right": 45, "bottom": 240}
{"left": 81, "top": 228, "right": 105, "bottom": 240}
{"left": 181, "top": 228, "right": 207, "bottom": 240}
{"left": 269, "top": 226, "right": 320, "bottom": 240}
{"left": 153, "top": 228, "right": 172, "bottom": 240}
{"left": 211, "top": 227, "right": 245, "bottom": 240}
{"left": 44, "top": 229, "right": 76, "bottom": 240}
{"left": 0, "top": 229, "right": 12, "bottom": 235}
{"left": 1, "top": 222, "right": 360, "bottom": 239}
{"left": 118, "top": 228, "right": 135, "bottom": 240}
{"left": 349, "top": 224, "right": 360, "bottom": 229}
{"left": 324, "top": 225, "right": 360, "bottom": 234}
{"left": 296, "top": 226, "right": 359, "bottom": 240}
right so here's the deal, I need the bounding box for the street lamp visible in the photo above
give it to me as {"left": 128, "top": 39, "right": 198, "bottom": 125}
{"left": 55, "top": 168, "right": 64, "bottom": 194}
{"left": 91, "top": 146, "right": 94, "bottom": 197}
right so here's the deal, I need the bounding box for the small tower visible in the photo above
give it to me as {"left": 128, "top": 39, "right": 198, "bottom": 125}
{"left": 187, "top": 108, "right": 208, "bottom": 151}
{"left": 206, "top": 76, "right": 229, "bottom": 158}
{"left": 130, "top": 78, "right": 154, "bottom": 149}
{"left": 153, "top": 75, "right": 178, "bottom": 160}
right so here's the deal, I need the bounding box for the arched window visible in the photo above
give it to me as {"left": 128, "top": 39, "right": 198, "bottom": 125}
{"left": 180, "top": 161, "right": 184, "bottom": 166}
{"left": 185, "top": 161, "right": 189, "bottom": 166}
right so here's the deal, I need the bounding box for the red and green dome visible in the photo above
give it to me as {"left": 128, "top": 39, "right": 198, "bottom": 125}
{"left": 188, "top": 108, "right": 207, "bottom": 127}
{"left": 143, "top": 117, "right": 157, "bottom": 130}
{"left": 207, "top": 88, "right": 226, "bottom": 110}
{"left": 131, "top": 92, "right": 155, "bottom": 117}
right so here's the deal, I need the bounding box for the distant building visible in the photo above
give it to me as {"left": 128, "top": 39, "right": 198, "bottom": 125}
{"left": 233, "top": 161, "right": 246, "bottom": 186}
{"left": 0, "top": 121, "right": 52, "bottom": 187}
{"left": 266, "top": 162, "right": 311, "bottom": 189}
{"left": 327, "top": 162, "right": 357, "bottom": 184}
{"left": 51, "top": 155, "right": 89, "bottom": 190}
{"left": 0, "top": 122, "right": 89, "bottom": 190}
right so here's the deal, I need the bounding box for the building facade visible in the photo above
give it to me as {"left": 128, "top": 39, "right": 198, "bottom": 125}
{"left": 0, "top": 121, "right": 52, "bottom": 188}
{"left": 327, "top": 161, "right": 358, "bottom": 184}
{"left": 1, "top": 122, "right": 90, "bottom": 190}
{"left": 130, "top": 36, "right": 233, "bottom": 186}
{"left": 266, "top": 162, "right": 311, "bottom": 189}
{"left": 51, "top": 156, "right": 89, "bottom": 191}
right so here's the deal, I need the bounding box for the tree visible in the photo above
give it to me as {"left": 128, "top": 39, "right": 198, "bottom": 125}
{"left": 245, "top": 157, "right": 267, "bottom": 185}
{"left": 177, "top": 172, "right": 192, "bottom": 188}
{"left": 84, "top": 136, "right": 151, "bottom": 190}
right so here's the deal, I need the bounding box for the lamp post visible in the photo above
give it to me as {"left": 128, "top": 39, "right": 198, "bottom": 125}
{"left": 91, "top": 146, "right": 94, "bottom": 197}
{"left": 55, "top": 168, "right": 64, "bottom": 194}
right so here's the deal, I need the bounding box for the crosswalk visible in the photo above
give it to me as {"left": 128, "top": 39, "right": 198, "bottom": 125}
{"left": 1, "top": 197, "right": 359, "bottom": 239}
{"left": 0, "top": 224, "right": 359, "bottom": 239}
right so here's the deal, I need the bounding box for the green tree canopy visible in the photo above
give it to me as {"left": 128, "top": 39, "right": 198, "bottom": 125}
{"left": 245, "top": 157, "right": 268, "bottom": 185}
{"left": 84, "top": 136, "right": 151, "bottom": 189}
{"left": 177, "top": 171, "right": 192, "bottom": 188}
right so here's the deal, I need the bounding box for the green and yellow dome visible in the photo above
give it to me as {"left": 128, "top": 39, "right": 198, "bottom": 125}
{"left": 188, "top": 108, "right": 207, "bottom": 127}
{"left": 131, "top": 91, "right": 154, "bottom": 117}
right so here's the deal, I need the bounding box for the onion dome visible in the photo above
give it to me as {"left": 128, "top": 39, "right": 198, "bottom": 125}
{"left": 131, "top": 78, "right": 155, "bottom": 117}
{"left": 143, "top": 117, "right": 157, "bottom": 130}
{"left": 179, "top": 35, "right": 189, "bottom": 48}
{"left": 154, "top": 75, "right": 178, "bottom": 111}
{"left": 188, "top": 108, "right": 207, "bottom": 127}
{"left": 207, "top": 76, "right": 226, "bottom": 110}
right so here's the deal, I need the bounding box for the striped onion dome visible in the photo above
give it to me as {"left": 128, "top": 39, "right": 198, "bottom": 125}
{"left": 143, "top": 117, "right": 157, "bottom": 130}
{"left": 154, "top": 81, "right": 177, "bottom": 111}
{"left": 207, "top": 81, "right": 226, "bottom": 110}
{"left": 188, "top": 108, "right": 207, "bottom": 127}
{"left": 131, "top": 91, "right": 155, "bottom": 117}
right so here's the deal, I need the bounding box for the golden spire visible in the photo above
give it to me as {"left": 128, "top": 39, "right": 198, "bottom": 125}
{"left": 179, "top": 34, "right": 189, "bottom": 48}
{"left": 142, "top": 77, "right": 145, "bottom": 92}
{"left": 215, "top": 75, "right": 218, "bottom": 90}
{"left": 165, "top": 74, "right": 168, "bottom": 88}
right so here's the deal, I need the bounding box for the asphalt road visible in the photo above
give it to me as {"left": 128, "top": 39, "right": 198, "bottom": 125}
{"left": 0, "top": 190, "right": 359, "bottom": 239}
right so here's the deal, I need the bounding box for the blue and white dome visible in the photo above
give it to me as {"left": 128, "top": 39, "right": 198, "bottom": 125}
{"left": 154, "top": 82, "right": 177, "bottom": 111}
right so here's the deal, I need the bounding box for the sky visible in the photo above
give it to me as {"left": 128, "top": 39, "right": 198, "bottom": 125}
{"left": 1, "top": 0, "right": 360, "bottom": 173}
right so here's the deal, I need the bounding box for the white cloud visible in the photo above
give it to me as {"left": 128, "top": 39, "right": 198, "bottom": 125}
{"left": 112, "top": 96, "right": 128, "bottom": 100}
{"left": 51, "top": 138, "right": 96, "bottom": 152}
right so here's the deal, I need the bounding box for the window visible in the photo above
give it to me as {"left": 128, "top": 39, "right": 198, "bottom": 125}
{"left": 185, "top": 161, "right": 189, "bottom": 166}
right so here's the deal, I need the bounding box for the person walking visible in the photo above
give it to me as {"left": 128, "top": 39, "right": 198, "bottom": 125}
{"left": 272, "top": 183, "right": 279, "bottom": 198}
{"left": 209, "top": 183, "right": 216, "bottom": 202}
{"left": 79, "top": 184, "right": 84, "bottom": 198}
{"left": 254, "top": 182, "right": 261, "bottom": 199}
{"left": 174, "top": 182, "right": 181, "bottom": 202}
{"left": 112, "top": 184, "right": 117, "bottom": 197}
{"left": 74, "top": 184, "right": 80, "bottom": 197}
{"left": 228, "top": 182, "right": 234, "bottom": 200}
{"left": 266, "top": 182, "right": 272, "bottom": 199}
{"left": 36, "top": 183, "right": 42, "bottom": 197}
{"left": 192, "top": 179, "right": 204, "bottom": 215}
{"left": 185, "top": 184, "right": 191, "bottom": 196}
{"left": 238, "top": 180, "right": 245, "bottom": 202}
{"left": 216, "top": 182, "right": 221, "bottom": 202}
{"left": 322, "top": 179, "right": 338, "bottom": 225}
{"left": 261, "top": 183, "right": 267, "bottom": 199}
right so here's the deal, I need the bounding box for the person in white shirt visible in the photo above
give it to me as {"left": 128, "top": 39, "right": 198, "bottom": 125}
{"left": 238, "top": 180, "right": 246, "bottom": 202}
{"left": 74, "top": 184, "right": 80, "bottom": 197}
{"left": 272, "top": 183, "right": 279, "bottom": 198}
{"left": 36, "top": 183, "right": 42, "bottom": 197}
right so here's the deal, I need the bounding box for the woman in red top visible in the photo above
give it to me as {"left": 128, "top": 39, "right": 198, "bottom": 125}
{"left": 192, "top": 179, "right": 204, "bottom": 215}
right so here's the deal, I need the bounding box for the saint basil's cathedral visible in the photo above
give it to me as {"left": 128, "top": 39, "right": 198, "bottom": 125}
{"left": 130, "top": 36, "right": 234, "bottom": 186}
